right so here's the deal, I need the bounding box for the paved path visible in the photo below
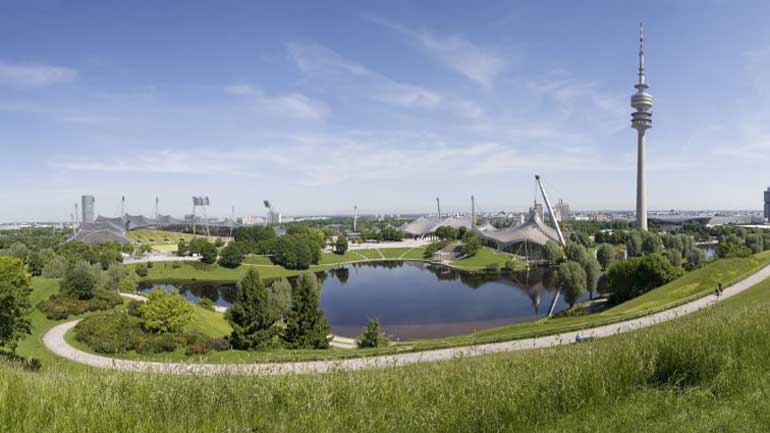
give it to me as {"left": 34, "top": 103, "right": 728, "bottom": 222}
{"left": 44, "top": 264, "right": 770, "bottom": 375}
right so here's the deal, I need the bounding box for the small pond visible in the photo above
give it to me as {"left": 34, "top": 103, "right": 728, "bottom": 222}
{"left": 140, "top": 261, "right": 589, "bottom": 340}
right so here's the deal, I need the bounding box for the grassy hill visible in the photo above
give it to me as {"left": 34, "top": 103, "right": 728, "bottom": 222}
{"left": 5, "top": 262, "right": 770, "bottom": 431}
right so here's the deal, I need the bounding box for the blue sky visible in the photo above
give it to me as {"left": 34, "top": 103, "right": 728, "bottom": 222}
{"left": 2, "top": 0, "right": 770, "bottom": 221}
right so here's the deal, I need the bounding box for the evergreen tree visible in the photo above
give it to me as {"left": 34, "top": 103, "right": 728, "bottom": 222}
{"left": 357, "top": 318, "right": 389, "bottom": 348}
{"left": 283, "top": 272, "right": 330, "bottom": 349}
{"left": 228, "top": 268, "right": 280, "bottom": 350}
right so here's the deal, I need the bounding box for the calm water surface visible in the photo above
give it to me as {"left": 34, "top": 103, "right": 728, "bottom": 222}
{"left": 141, "top": 261, "right": 588, "bottom": 340}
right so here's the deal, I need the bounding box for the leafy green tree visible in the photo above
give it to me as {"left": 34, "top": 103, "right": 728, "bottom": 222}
{"left": 0, "top": 257, "right": 32, "bottom": 352}
{"left": 227, "top": 269, "right": 280, "bottom": 350}
{"left": 558, "top": 261, "right": 587, "bottom": 307}
{"left": 434, "top": 226, "right": 458, "bottom": 241}
{"left": 625, "top": 231, "right": 643, "bottom": 257}
{"left": 580, "top": 255, "right": 601, "bottom": 297}
{"left": 214, "top": 237, "right": 225, "bottom": 248}
{"left": 460, "top": 232, "right": 482, "bottom": 257}
{"left": 139, "top": 289, "right": 193, "bottom": 333}
{"left": 605, "top": 254, "right": 683, "bottom": 304}
{"left": 543, "top": 240, "right": 563, "bottom": 263}
{"left": 8, "top": 242, "right": 29, "bottom": 261}
{"left": 41, "top": 255, "right": 68, "bottom": 278}
{"left": 267, "top": 277, "right": 292, "bottom": 319}
{"left": 685, "top": 247, "right": 706, "bottom": 270}
{"left": 335, "top": 235, "right": 349, "bottom": 255}
{"left": 380, "top": 226, "right": 403, "bottom": 241}
{"left": 104, "top": 263, "right": 128, "bottom": 291}
{"left": 596, "top": 243, "right": 615, "bottom": 270}
{"left": 746, "top": 234, "right": 764, "bottom": 254}
{"left": 283, "top": 272, "right": 330, "bottom": 349}
{"left": 666, "top": 249, "right": 683, "bottom": 267}
{"left": 271, "top": 235, "right": 318, "bottom": 270}
{"left": 218, "top": 242, "right": 245, "bottom": 268}
{"left": 176, "top": 239, "right": 189, "bottom": 256}
{"left": 565, "top": 243, "right": 588, "bottom": 263}
{"left": 26, "top": 248, "right": 54, "bottom": 276}
{"left": 60, "top": 260, "right": 98, "bottom": 300}
{"left": 641, "top": 231, "right": 663, "bottom": 255}
{"left": 357, "top": 318, "right": 389, "bottom": 348}
{"left": 716, "top": 241, "right": 751, "bottom": 259}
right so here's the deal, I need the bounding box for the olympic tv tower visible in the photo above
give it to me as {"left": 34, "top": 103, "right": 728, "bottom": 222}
{"left": 631, "top": 23, "right": 653, "bottom": 231}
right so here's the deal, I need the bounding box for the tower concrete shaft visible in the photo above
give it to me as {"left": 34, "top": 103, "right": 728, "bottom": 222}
{"left": 631, "top": 23, "right": 652, "bottom": 231}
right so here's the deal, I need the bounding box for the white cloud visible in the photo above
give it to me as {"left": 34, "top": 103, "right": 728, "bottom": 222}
{"left": 0, "top": 62, "right": 77, "bottom": 87}
{"left": 224, "top": 83, "right": 258, "bottom": 95}
{"left": 370, "top": 18, "right": 506, "bottom": 88}
{"left": 286, "top": 42, "right": 442, "bottom": 108}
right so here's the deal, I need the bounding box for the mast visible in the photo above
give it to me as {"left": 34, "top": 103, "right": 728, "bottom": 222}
{"left": 353, "top": 205, "right": 358, "bottom": 232}
{"left": 436, "top": 197, "right": 441, "bottom": 219}
{"left": 471, "top": 195, "right": 475, "bottom": 227}
{"left": 535, "top": 175, "right": 566, "bottom": 247}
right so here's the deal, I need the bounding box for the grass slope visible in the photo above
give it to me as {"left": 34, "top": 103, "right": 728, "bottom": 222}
{"left": 449, "top": 246, "right": 518, "bottom": 269}
{"left": 6, "top": 268, "right": 770, "bottom": 431}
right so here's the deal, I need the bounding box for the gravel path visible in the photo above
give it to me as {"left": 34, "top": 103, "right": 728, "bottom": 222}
{"left": 44, "top": 264, "right": 770, "bottom": 375}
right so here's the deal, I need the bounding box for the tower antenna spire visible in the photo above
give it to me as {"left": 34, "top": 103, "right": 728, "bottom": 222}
{"left": 638, "top": 22, "right": 646, "bottom": 87}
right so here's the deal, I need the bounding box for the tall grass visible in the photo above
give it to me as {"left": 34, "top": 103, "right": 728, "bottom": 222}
{"left": 4, "top": 278, "right": 770, "bottom": 432}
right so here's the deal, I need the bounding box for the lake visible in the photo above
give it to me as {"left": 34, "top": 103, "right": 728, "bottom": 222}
{"left": 140, "top": 261, "right": 587, "bottom": 340}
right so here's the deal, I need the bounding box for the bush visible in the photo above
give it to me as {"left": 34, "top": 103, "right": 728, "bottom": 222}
{"left": 460, "top": 232, "right": 482, "bottom": 257}
{"left": 357, "top": 318, "right": 389, "bottom": 348}
{"left": 136, "top": 333, "right": 179, "bottom": 354}
{"left": 606, "top": 254, "right": 684, "bottom": 305}
{"left": 140, "top": 289, "right": 193, "bottom": 334}
{"left": 196, "top": 298, "right": 215, "bottom": 311}
{"left": 126, "top": 300, "right": 143, "bottom": 317}
{"left": 0, "top": 352, "right": 41, "bottom": 372}
{"left": 484, "top": 264, "right": 499, "bottom": 274}
{"left": 207, "top": 337, "right": 230, "bottom": 351}
{"left": 135, "top": 265, "right": 149, "bottom": 278}
{"left": 74, "top": 312, "right": 144, "bottom": 353}
{"left": 38, "top": 290, "right": 123, "bottom": 320}
{"left": 219, "top": 242, "right": 245, "bottom": 268}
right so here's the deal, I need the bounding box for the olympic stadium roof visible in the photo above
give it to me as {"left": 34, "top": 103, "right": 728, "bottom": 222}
{"left": 475, "top": 210, "right": 560, "bottom": 247}
{"left": 399, "top": 215, "right": 474, "bottom": 237}
{"left": 68, "top": 221, "right": 130, "bottom": 245}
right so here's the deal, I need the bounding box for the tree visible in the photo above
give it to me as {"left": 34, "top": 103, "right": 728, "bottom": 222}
{"left": 41, "top": 255, "right": 68, "bottom": 278}
{"left": 716, "top": 241, "right": 751, "bottom": 259}
{"left": 196, "top": 240, "right": 218, "bottom": 264}
{"left": 0, "top": 257, "right": 32, "bottom": 352}
{"left": 460, "top": 232, "right": 482, "bottom": 257}
{"left": 605, "top": 254, "right": 683, "bottom": 304}
{"left": 565, "top": 243, "right": 588, "bottom": 263}
{"left": 666, "top": 249, "right": 683, "bottom": 267}
{"left": 685, "top": 248, "right": 706, "bottom": 270}
{"left": 641, "top": 231, "right": 663, "bottom": 255}
{"left": 625, "top": 231, "right": 643, "bottom": 257}
{"left": 746, "top": 234, "right": 764, "bottom": 254}
{"left": 227, "top": 269, "right": 280, "bottom": 350}
{"left": 434, "top": 226, "right": 458, "bottom": 241}
{"left": 283, "top": 272, "right": 330, "bottom": 349}
{"left": 177, "top": 239, "right": 189, "bottom": 256}
{"left": 139, "top": 289, "right": 193, "bottom": 333}
{"left": 104, "top": 263, "right": 128, "bottom": 291}
{"left": 271, "top": 235, "right": 318, "bottom": 270}
{"left": 267, "top": 277, "right": 292, "bottom": 319}
{"left": 543, "top": 240, "right": 563, "bottom": 263}
{"left": 335, "top": 235, "right": 349, "bottom": 255}
{"left": 60, "top": 260, "right": 98, "bottom": 300}
{"left": 8, "top": 242, "right": 29, "bottom": 261}
{"left": 357, "top": 318, "right": 389, "bottom": 348}
{"left": 26, "top": 248, "right": 54, "bottom": 276}
{"left": 580, "top": 255, "right": 601, "bottom": 298}
{"left": 219, "top": 242, "right": 245, "bottom": 268}
{"left": 558, "top": 261, "right": 587, "bottom": 307}
{"left": 596, "top": 243, "right": 616, "bottom": 270}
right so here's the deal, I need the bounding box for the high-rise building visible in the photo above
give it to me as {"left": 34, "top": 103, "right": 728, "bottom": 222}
{"left": 631, "top": 24, "right": 653, "bottom": 231}
{"left": 554, "top": 199, "right": 571, "bottom": 222}
{"left": 764, "top": 187, "right": 770, "bottom": 222}
{"left": 81, "top": 195, "right": 95, "bottom": 223}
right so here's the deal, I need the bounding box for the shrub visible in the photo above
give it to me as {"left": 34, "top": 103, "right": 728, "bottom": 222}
{"left": 357, "top": 318, "right": 389, "bottom": 348}
{"left": 196, "top": 298, "right": 215, "bottom": 311}
{"left": 207, "top": 337, "right": 230, "bottom": 351}
{"left": 38, "top": 290, "right": 123, "bottom": 320}
{"left": 171, "top": 261, "right": 182, "bottom": 269}
{"left": 126, "top": 300, "right": 143, "bottom": 317}
{"left": 136, "top": 333, "right": 179, "bottom": 354}
{"left": 484, "top": 264, "right": 499, "bottom": 274}
{"left": 140, "top": 289, "right": 193, "bottom": 334}
{"left": 606, "top": 254, "right": 684, "bottom": 304}
{"left": 0, "top": 352, "right": 41, "bottom": 372}
{"left": 41, "top": 255, "right": 68, "bottom": 278}
{"left": 135, "top": 265, "right": 149, "bottom": 278}
{"left": 74, "top": 312, "right": 144, "bottom": 353}
{"left": 460, "top": 232, "right": 482, "bottom": 257}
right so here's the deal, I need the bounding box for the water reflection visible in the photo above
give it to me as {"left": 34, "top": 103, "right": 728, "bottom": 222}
{"left": 141, "top": 261, "right": 587, "bottom": 340}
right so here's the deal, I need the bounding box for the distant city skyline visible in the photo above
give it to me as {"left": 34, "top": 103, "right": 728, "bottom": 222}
{"left": 3, "top": 1, "right": 770, "bottom": 222}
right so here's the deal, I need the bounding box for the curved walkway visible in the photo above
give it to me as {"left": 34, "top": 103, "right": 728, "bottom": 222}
{"left": 44, "top": 263, "right": 770, "bottom": 375}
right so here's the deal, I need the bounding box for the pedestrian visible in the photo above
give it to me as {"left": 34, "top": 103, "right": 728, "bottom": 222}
{"left": 719, "top": 282, "right": 724, "bottom": 295}
{"left": 715, "top": 286, "right": 720, "bottom": 300}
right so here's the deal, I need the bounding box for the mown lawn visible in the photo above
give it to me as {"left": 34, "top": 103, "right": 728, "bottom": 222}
{"left": 352, "top": 249, "right": 383, "bottom": 260}
{"left": 449, "top": 246, "right": 517, "bottom": 269}
{"left": 7, "top": 267, "right": 770, "bottom": 432}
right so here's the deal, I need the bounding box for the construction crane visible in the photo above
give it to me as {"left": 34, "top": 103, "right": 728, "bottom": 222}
{"left": 535, "top": 175, "right": 568, "bottom": 317}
